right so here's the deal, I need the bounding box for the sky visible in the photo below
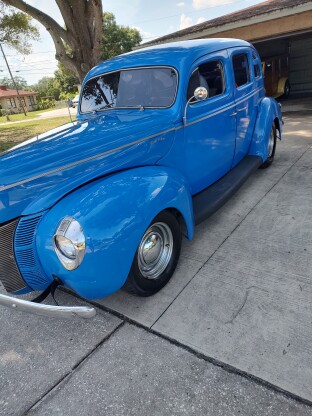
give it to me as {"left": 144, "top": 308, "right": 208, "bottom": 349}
{"left": 0, "top": 0, "right": 265, "bottom": 86}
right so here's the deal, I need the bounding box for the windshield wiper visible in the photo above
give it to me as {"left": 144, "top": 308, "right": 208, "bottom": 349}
{"left": 93, "top": 102, "right": 114, "bottom": 112}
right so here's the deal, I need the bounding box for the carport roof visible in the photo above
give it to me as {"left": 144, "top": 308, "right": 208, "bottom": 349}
{"left": 142, "top": 0, "right": 312, "bottom": 46}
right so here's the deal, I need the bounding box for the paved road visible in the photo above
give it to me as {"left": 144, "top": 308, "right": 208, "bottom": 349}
{"left": 36, "top": 107, "right": 77, "bottom": 119}
{"left": 1, "top": 112, "right": 312, "bottom": 415}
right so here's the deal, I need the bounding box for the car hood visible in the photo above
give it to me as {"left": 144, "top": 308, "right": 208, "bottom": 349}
{"left": 0, "top": 111, "right": 176, "bottom": 223}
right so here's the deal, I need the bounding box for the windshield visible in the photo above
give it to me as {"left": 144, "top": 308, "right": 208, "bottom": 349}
{"left": 80, "top": 67, "right": 178, "bottom": 113}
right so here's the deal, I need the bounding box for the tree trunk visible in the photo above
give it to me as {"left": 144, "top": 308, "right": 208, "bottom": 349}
{"left": 1, "top": 0, "right": 103, "bottom": 82}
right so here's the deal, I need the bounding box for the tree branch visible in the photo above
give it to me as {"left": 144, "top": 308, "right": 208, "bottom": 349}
{"left": 1, "top": 0, "right": 104, "bottom": 81}
{"left": 2, "top": 0, "right": 69, "bottom": 42}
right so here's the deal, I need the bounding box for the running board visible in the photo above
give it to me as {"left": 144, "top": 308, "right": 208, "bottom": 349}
{"left": 193, "top": 156, "right": 262, "bottom": 225}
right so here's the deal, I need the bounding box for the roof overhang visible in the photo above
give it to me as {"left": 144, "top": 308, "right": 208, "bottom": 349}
{"left": 140, "top": 1, "right": 312, "bottom": 47}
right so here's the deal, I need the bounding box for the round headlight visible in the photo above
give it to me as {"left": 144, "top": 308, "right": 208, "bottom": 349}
{"left": 55, "top": 235, "right": 76, "bottom": 259}
{"left": 53, "top": 217, "right": 86, "bottom": 271}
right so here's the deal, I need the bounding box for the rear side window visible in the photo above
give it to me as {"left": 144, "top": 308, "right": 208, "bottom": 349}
{"left": 232, "top": 53, "right": 250, "bottom": 87}
{"left": 187, "top": 60, "right": 225, "bottom": 102}
{"left": 254, "top": 64, "right": 261, "bottom": 78}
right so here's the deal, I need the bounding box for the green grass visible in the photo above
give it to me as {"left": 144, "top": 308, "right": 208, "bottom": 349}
{"left": 0, "top": 108, "right": 56, "bottom": 123}
{"left": 0, "top": 116, "right": 74, "bottom": 152}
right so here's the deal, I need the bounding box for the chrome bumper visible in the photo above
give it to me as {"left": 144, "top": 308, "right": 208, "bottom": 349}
{"left": 0, "top": 293, "right": 96, "bottom": 319}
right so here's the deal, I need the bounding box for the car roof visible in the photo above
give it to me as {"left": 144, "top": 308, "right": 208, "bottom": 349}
{"left": 85, "top": 38, "right": 252, "bottom": 82}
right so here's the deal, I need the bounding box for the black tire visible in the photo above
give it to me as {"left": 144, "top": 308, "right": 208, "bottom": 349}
{"left": 123, "top": 210, "right": 182, "bottom": 297}
{"left": 260, "top": 124, "right": 277, "bottom": 169}
{"left": 283, "top": 80, "right": 290, "bottom": 98}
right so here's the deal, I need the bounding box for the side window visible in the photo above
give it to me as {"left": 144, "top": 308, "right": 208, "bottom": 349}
{"left": 187, "top": 60, "right": 225, "bottom": 102}
{"left": 232, "top": 53, "right": 250, "bottom": 87}
{"left": 252, "top": 52, "right": 261, "bottom": 78}
{"left": 254, "top": 63, "right": 261, "bottom": 78}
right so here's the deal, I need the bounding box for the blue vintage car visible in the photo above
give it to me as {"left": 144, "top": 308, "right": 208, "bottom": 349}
{"left": 0, "top": 39, "right": 282, "bottom": 318}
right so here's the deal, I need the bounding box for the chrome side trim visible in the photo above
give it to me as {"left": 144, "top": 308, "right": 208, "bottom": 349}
{"left": 184, "top": 87, "right": 263, "bottom": 128}
{"left": 0, "top": 293, "right": 96, "bottom": 319}
{"left": 0, "top": 87, "right": 264, "bottom": 192}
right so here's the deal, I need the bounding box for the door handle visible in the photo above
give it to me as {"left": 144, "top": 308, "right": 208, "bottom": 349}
{"left": 237, "top": 106, "right": 247, "bottom": 112}
{"left": 230, "top": 112, "right": 237, "bottom": 116}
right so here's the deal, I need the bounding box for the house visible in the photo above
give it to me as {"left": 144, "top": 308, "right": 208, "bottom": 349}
{"left": 141, "top": 0, "right": 312, "bottom": 95}
{"left": 0, "top": 85, "right": 38, "bottom": 114}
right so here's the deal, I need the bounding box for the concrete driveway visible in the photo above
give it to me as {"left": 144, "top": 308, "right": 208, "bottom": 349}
{"left": 1, "top": 110, "right": 312, "bottom": 415}
{"left": 98, "top": 110, "right": 312, "bottom": 402}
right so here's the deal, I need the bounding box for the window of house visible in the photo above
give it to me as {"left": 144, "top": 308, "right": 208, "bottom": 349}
{"left": 7, "top": 97, "right": 16, "bottom": 108}
{"left": 232, "top": 53, "right": 250, "bottom": 87}
{"left": 28, "top": 96, "right": 36, "bottom": 106}
{"left": 187, "top": 60, "right": 225, "bottom": 102}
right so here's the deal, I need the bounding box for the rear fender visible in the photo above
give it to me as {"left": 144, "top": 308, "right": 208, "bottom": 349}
{"left": 249, "top": 97, "right": 282, "bottom": 162}
{"left": 36, "top": 166, "right": 194, "bottom": 299}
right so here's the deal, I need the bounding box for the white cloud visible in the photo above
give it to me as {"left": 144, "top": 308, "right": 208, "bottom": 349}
{"left": 132, "top": 26, "right": 155, "bottom": 42}
{"left": 179, "top": 14, "right": 207, "bottom": 30}
{"left": 196, "top": 16, "right": 206, "bottom": 24}
{"left": 192, "top": 0, "right": 235, "bottom": 10}
{"left": 176, "top": 2, "right": 185, "bottom": 7}
{"left": 180, "top": 14, "right": 194, "bottom": 30}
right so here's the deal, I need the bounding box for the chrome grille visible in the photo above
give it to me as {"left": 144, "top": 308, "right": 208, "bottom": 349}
{"left": 0, "top": 219, "right": 27, "bottom": 292}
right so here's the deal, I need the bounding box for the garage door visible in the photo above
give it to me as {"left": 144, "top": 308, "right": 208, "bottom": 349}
{"left": 289, "top": 36, "right": 312, "bottom": 94}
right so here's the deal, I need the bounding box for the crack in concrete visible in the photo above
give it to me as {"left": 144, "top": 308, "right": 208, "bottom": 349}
{"left": 225, "top": 289, "right": 249, "bottom": 324}
{"left": 225, "top": 285, "right": 269, "bottom": 324}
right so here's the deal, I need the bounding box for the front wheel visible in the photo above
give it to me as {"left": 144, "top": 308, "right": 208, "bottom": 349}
{"left": 259, "top": 124, "right": 277, "bottom": 169}
{"left": 123, "top": 210, "right": 182, "bottom": 296}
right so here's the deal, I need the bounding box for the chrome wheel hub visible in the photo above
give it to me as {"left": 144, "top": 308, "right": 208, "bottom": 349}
{"left": 138, "top": 222, "right": 173, "bottom": 279}
{"left": 268, "top": 128, "right": 275, "bottom": 157}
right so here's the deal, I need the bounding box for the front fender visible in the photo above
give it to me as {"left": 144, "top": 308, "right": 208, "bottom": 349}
{"left": 36, "top": 166, "right": 194, "bottom": 299}
{"left": 248, "top": 97, "right": 282, "bottom": 162}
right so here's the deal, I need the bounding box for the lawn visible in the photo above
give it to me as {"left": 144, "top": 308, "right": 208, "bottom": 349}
{"left": 0, "top": 116, "right": 74, "bottom": 152}
{"left": 0, "top": 108, "right": 56, "bottom": 123}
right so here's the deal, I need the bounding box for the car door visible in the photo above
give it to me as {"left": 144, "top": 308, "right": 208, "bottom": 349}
{"left": 229, "top": 48, "right": 259, "bottom": 167}
{"left": 183, "top": 51, "right": 236, "bottom": 195}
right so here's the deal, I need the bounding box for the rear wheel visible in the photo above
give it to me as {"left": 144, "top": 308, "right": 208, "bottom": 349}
{"left": 260, "top": 124, "right": 277, "bottom": 169}
{"left": 123, "top": 210, "right": 182, "bottom": 296}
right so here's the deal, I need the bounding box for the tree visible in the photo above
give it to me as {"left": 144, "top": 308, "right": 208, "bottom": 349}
{"left": 30, "top": 76, "right": 61, "bottom": 100}
{"left": 102, "top": 12, "right": 142, "bottom": 61}
{"left": 0, "top": 3, "right": 39, "bottom": 53}
{"left": 1, "top": 0, "right": 103, "bottom": 82}
{"left": 54, "top": 63, "right": 79, "bottom": 99}
{"left": 0, "top": 75, "right": 28, "bottom": 90}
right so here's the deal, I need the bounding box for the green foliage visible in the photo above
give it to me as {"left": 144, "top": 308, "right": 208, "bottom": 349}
{"left": 0, "top": 3, "right": 39, "bottom": 54}
{"left": 0, "top": 75, "right": 28, "bottom": 90}
{"left": 102, "top": 12, "right": 142, "bottom": 61}
{"left": 54, "top": 63, "right": 79, "bottom": 96}
{"left": 30, "top": 76, "right": 61, "bottom": 101}
{"left": 38, "top": 98, "right": 55, "bottom": 110}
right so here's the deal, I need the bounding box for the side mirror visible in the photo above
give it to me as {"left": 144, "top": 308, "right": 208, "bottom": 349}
{"left": 183, "top": 86, "right": 209, "bottom": 126}
{"left": 194, "top": 86, "right": 208, "bottom": 101}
